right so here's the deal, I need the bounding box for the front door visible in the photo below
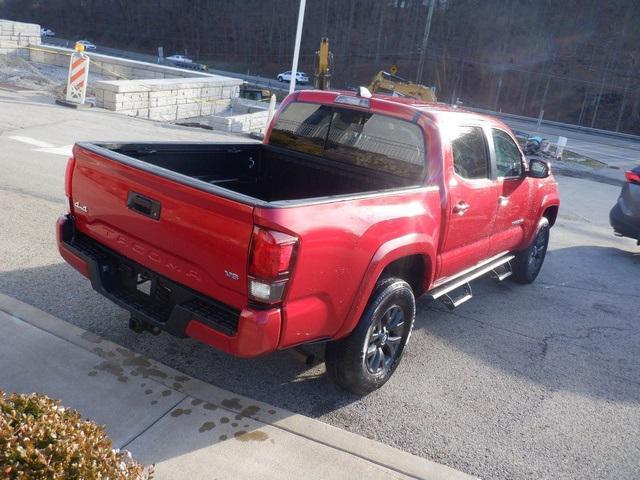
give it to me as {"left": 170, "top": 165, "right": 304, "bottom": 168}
{"left": 489, "top": 128, "right": 531, "bottom": 255}
{"left": 438, "top": 125, "right": 498, "bottom": 280}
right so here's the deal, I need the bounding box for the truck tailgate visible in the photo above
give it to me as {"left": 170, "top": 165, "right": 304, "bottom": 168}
{"left": 70, "top": 145, "right": 254, "bottom": 310}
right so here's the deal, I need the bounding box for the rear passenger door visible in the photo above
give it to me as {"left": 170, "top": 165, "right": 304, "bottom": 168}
{"left": 438, "top": 125, "right": 498, "bottom": 280}
{"left": 489, "top": 128, "right": 531, "bottom": 255}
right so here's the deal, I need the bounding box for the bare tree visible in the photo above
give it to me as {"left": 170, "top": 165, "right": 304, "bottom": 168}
{"left": 2, "top": 0, "right": 638, "bottom": 133}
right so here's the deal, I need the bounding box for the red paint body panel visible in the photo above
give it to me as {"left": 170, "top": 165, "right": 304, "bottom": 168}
{"left": 254, "top": 186, "right": 442, "bottom": 347}
{"left": 186, "top": 307, "right": 281, "bottom": 357}
{"left": 70, "top": 145, "right": 254, "bottom": 311}
{"left": 56, "top": 216, "right": 90, "bottom": 278}
{"left": 58, "top": 89, "right": 559, "bottom": 357}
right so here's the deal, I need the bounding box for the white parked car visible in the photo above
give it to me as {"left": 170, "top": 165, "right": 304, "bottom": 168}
{"left": 40, "top": 28, "right": 55, "bottom": 37}
{"left": 277, "top": 71, "right": 309, "bottom": 84}
{"left": 166, "top": 54, "right": 192, "bottom": 63}
{"left": 76, "top": 40, "right": 96, "bottom": 50}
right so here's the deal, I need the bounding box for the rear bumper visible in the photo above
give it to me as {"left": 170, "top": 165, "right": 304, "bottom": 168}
{"left": 56, "top": 215, "right": 281, "bottom": 357}
{"left": 610, "top": 203, "right": 640, "bottom": 243}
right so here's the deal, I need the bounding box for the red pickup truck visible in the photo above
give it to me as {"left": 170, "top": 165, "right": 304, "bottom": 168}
{"left": 58, "top": 89, "right": 559, "bottom": 394}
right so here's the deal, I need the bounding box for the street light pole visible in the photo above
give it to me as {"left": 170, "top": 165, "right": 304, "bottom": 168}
{"left": 289, "top": 0, "right": 307, "bottom": 94}
{"left": 415, "top": 0, "right": 435, "bottom": 85}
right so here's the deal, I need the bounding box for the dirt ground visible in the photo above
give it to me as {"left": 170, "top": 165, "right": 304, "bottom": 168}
{"left": 0, "top": 54, "right": 114, "bottom": 98}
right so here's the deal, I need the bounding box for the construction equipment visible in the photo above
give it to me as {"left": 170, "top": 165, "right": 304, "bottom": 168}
{"left": 239, "top": 85, "right": 272, "bottom": 101}
{"left": 314, "top": 37, "right": 333, "bottom": 90}
{"left": 368, "top": 66, "right": 437, "bottom": 102}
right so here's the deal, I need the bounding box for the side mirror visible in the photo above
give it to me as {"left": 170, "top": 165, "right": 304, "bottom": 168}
{"left": 529, "top": 158, "right": 550, "bottom": 178}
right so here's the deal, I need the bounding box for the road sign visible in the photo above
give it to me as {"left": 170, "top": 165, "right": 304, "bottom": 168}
{"left": 65, "top": 43, "right": 90, "bottom": 105}
{"left": 556, "top": 136, "right": 567, "bottom": 159}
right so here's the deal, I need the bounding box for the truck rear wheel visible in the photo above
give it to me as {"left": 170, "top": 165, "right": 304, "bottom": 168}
{"left": 511, "top": 217, "right": 550, "bottom": 284}
{"left": 325, "top": 278, "right": 415, "bottom": 395}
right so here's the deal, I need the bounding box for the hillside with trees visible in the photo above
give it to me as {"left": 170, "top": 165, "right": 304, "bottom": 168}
{"left": 2, "top": 0, "right": 638, "bottom": 134}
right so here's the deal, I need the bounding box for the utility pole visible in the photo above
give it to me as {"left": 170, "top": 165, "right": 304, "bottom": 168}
{"left": 415, "top": 0, "right": 435, "bottom": 84}
{"left": 289, "top": 0, "right": 306, "bottom": 94}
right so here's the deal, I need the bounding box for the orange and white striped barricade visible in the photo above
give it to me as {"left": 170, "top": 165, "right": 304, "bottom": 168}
{"left": 65, "top": 43, "right": 90, "bottom": 105}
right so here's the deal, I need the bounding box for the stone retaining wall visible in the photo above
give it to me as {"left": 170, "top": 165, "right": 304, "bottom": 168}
{"left": 94, "top": 77, "right": 243, "bottom": 121}
{"left": 0, "top": 19, "right": 40, "bottom": 57}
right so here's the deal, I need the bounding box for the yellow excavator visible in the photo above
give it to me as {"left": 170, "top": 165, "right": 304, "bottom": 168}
{"left": 314, "top": 37, "right": 333, "bottom": 90}
{"left": 368, "top": 65, "right": 437, "bottom": 102}
{"left": 314, "top": 38, "right": 436, "bottom": 103}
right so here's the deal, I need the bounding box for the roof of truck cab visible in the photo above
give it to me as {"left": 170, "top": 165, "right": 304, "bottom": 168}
{"left": 294, "top": 89, "right": 511, "bottom": 131}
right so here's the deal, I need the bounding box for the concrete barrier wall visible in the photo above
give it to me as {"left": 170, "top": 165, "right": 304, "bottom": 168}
{"left": 95, "top": 77, "right": 243, "bottom": 121}
{"left": 206, "top": 110, "right": 270, "bottom": 133}
{"left": 28, "top": 44, "right": 213, "bottom": 81}
{"left": 0, "top": 19, "right": 40, "bottom": 57}
{"left": 191, "top": 98, "right": 270, "bottom": 133}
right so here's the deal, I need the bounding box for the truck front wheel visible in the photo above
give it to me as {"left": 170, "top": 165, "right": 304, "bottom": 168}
{"left": 325, "top": 278, "right": 415, "bottom": 395}
{"left": 511, "top": 217, "right": 550, "bottom": 284}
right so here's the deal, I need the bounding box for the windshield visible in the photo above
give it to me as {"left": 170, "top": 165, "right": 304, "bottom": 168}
{"left": 270, "top": 102, "right": 426, "bottom": 181}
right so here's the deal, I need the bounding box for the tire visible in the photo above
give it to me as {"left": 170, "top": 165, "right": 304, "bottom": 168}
{"left": 277, "top": 76, "right": 283, "bottom": 82}
{"left": 325, "top": 278, "right": 416, "bottom": 395}
{"left": 511, "top": 217, "right": 550, "bottom": 284}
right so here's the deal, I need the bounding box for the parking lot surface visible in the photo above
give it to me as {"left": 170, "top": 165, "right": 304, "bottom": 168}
{"left": 1, "top": 90, "right": 638, "bottom": 480}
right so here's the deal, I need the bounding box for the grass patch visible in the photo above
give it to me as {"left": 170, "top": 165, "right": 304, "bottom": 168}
{"left": 560, "top": 149, "right": 607, "bottom": 169}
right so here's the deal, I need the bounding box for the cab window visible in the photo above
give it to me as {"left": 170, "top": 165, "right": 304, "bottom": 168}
{"left": 270, "top": 102, "right": 426, "bottom": 181}
{"left": 492, "top": 129, "right": 524, "bottom": 178}
{"left": 451, "top": 126, "right": 489, "bottom": 180}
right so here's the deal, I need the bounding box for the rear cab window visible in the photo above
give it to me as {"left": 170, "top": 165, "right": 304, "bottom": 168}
{"left": 269, "top": 101, "right": 426, "bottom": 183}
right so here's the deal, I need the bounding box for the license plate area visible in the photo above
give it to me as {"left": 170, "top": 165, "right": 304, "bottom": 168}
{"left": 136, "top": 273, "right": 152, "bottom": 296}
{"left": 68, "top": 230, "right": 241, "bottom": 336}
{"left": 109, "top": 262, "right": 174, "bottom": 322}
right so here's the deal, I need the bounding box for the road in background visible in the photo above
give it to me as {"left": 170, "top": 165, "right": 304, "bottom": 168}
{"left": 1, "top": 89, "right": 639, "bottom": 480}
{"left": 498, "top": 114, "right": 640, "bottom": 171}
{"left": 40, "top": 37, "right": 640, "bottom": 154}
{"left": 40, "top": 37, "right": 311, "bottom": 94}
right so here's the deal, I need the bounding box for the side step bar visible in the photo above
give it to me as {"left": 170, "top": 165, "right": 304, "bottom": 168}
{"left": 490, "top": 262, "right": 513, "bottom": 281}
{"left": 427, "top": 254, "right": 515, "bottom": 309}
{"left": 440, "top": 283, "right": 473, "bottom": 310}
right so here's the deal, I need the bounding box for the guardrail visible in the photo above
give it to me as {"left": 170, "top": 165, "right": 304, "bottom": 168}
{"left": 468, "top": 107, "right": 640, "bottom": 142}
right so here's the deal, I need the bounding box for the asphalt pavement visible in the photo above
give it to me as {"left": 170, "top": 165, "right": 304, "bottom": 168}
{"left": 1, "top": 294, "right": 470, "bottom": 480}
{"left": 1, "top": 88, "right": 639, "bottom": 480}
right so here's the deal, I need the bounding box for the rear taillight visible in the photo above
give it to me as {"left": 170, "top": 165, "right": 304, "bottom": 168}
{"left": 248, "top": 227, "right": 298, "bottom": 304}
{"left": 64, "top": 156, "right": 76, "bottom": 200}
{"left": 625, "top": 170, "right": 640, "bottom": 184}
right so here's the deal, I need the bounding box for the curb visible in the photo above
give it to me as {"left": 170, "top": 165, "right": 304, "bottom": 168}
{"left": 0, "top": 292, "right": 477, "bottom": 480}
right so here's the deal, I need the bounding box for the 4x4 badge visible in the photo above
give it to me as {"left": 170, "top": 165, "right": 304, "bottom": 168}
{"left": 74, "top": 201, "right": 88, "bottom": 213}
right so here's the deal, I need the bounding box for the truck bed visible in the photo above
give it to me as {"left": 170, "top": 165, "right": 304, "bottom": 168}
{"left": 83, "top": 142, "right": 416, "bottom": 204}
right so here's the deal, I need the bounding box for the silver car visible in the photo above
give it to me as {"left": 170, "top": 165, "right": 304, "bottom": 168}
{"left": 610, "top": 165, "right": 640, "bottom": 244}
{"left": 76, "top": 40, "right": 96, "bottom": 50}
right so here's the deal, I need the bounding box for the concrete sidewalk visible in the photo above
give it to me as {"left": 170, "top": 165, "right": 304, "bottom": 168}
{"left": 0, "top": 292, "right": 475, "bottom": 480}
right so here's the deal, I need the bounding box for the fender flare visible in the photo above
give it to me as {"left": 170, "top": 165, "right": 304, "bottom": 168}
{"left": 334, "top": 233, "right": 436, "bottom": 340}
{"left": 524, "top": 196, "right": 559, "bottom": 246}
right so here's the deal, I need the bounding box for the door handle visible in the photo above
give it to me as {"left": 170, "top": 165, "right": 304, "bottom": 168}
{"left": 499, "top": 196, "right": 509, "bottom": 206}
{"left": 453, "top": 201, "right": 470, "bottom": 215}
